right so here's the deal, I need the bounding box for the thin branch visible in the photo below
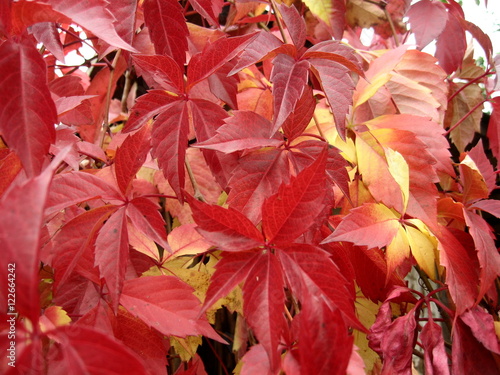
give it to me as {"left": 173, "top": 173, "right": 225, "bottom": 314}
{"left": 269, "top": 0, "right": 288, "bottom": 44}
{"left": 98, "top": 49, "right": 123, "bottom": 148}
{"left": 444, "top": 99, "right": 487, "bottom": 136}
{"left": 121, "top": 69, "right": 134, "bottom": 113}
{"left": 447, "top": 70, "right": 494, "bottom": 103}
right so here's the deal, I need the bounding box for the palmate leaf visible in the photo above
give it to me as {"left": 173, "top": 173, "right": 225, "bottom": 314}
{"left": 0, "top": 37, "right": 57, "bottom": 177}
{"left": 262, "top": 147, "right": 329, "bottom": 245}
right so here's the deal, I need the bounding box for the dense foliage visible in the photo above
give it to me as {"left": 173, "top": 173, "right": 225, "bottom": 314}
{"left": 1, "top": 0, "right": 499, "bottom": 373}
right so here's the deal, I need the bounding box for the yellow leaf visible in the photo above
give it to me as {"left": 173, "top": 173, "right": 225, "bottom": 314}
{"left": 386, "top": 225, "right": 410, "bottom": 278}
{"left": 354, "top": 290, "right": 382, "bottom": 372}
{"left": 39, "top": 306, "right": 71, "bottom": 333}
{"left": 385, "top": 148, "right": 409, "bottom": 212}
{"left": 404, "top": 220, "right": 439, "bottom": 280}
{"left": 353, "top": 73, "right": 392, "bottom": 110}
{"left": 170, "top": 336, "right": 202, "bottom": 362}
{"left": 303, "top": 0, "right": 333, "bottom": 28}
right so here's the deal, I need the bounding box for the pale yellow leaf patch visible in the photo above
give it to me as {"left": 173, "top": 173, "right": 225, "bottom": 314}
{"left": 170, "top": 336, "right": 202, "bottom": 362}
{"left": 353, "top": 73, "right": 392, "bottom": 110}
{"left": 404, "top": 221, "right": 439, "bottom": 280}
{"left": 385, "top": 148, "right": 409, "bottom": 212}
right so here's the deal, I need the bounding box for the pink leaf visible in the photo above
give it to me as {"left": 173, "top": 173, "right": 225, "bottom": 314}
{"left": 281, "top": 86, "right": 316, "bottom": 141}
{"left": 435, "top": 10, "right": 466, "bottom": 74}
{"left": 120, "top": 275, "right": 223, "bottom": 341}
{"left": 143, "top": 0, "right": 188, "bottom": 68}
{"left": 262, "top": 146, "right": 328, "bottom": 245}
{"left": 95, "top": 207, "right": 129, "bottom": 312}
{"left": 279, "top": 3, "right": 306, "bottom": 48}
{"left": 487, "top": 97, "right": 500, "bottom": 162}
{"left": 407, "top": 0, "right": 447, "bottom": 49}
{"left": 45, "top": 171, "right": 123, "bottom": 215}
{"left": 194, "top": 111, "right": 283, "bottom": 153}
{"left": 322, "top": 203, "right": 400, "bottom": 249}
{"left": 30, "top": 22, "right": 65, "bottom": 62}
{"left": 468, "top": 140, "right": 496, "bottom": 194}
{"left": 49, "top": 0, "right": 136, "bottom": 51}
{"left": 420, "top": 317, "right": 450, "bottom": 375}
{"left": 0, "top": 37, "right": 57, "bottom": 177}
{"left": 189, "top": 0, "right": 223, "bottom": 27}
{"left": 471, "top": 199, "right": 500, "bottom": 218}
{"left": 186, "top": 194, "right": 265, "bottom": 252}
{"left": 126, "top": 197, "right": 170, "bottom": 250}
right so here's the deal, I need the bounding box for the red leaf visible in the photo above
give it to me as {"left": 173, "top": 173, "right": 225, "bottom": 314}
{"left": 462, "top": 210, "right": 500, "bottom": 303}
{"left": 0, "top": 37, "right": 57, "bottom": 177}
{"left": 468, "top": 140, "right": 497, "bottom": 193}
{"left": 240, "top": 344, "right": 272, "bottom": 375}
{"left": 186, "top": 194, "right": 265, "bottom": 252}
{"left": 435, "top": 10, "right": 466, "bottom": 74}
{"left": 278, "top": 245, "right": 363, "bottom": 331}
{"left": 308, "top": 58, "right": 354, "bottom": 140}
{"left": 189, "top": 0, "right": 223, "bottom": 27}
{"left": 194, "top": 111, "right": 283, "bottom": 153}
{"left": 132, "top": 54, "right": 185, "bottom": 94}
{"left": 126, "top": 197, "right": 170, "bottom": 250}
{"left": 436, "top": 227, "right": 478, "bottom": 314}
{"left": 471, "top": 199, "right": 500, "bottom": 218}
{"left": 95, "top": 206, "right": 129, "bottom": 312}
{"left": 10, "top": 1, "right": 71, "bottom": 35}
{"left": 124, "top": 90, "right": 180, "bottom": 133}
{"left": 487, "top": 97, "right": 500, "bottom": 162}
{"left": 114, "top": 125, "right": 151, "bottom": 194}
{"left": 270, "top": 54, "right": 310, "bottom": 134}
{"left": 0, "top": 151, "right": 68, "bottom": 321}
{"left": 407, "top": 0, "right": 447, "bottom": 49}
{"left": 368, "top": 288, "right": 418, "bottom": 375}
{"left": 295, "top": 296, "right": 353, "bottom": 375}
{"left": 302, "top": 40, "right": 363, "bottom": 75}
{"left": 48, "top": 0, "right": 136, "bottom": 51}
{"left": 202, "top": 252, "right": 260, "bottom": 313}
{"left": 322, "top": 203, "right": 400, "bottom": 249}
{"left": 227, "top": 148, "right": 290, "bottom": 224}
{"left": 45, "top": 171, "right": 123, "bottom": 216}
{"left": 281, "top": 86, "right": 316, "bottom": 141}
{"left": 120, "top": 275, "right": 223, "bottom": 341}
{"left": 0, "top": 150, "right": 22, "bottom": 199}
{"left": 243, "top": 251, "right": 287, "bottom": 372}
{"left": 151, "top": 100, "right": 190, "bottom": 201}
{"left": 279, "top": 3, "right": 306, "bottom": 48}
{"left": 262, "top": 147, "right": 328, "bottom": 245}
{"left": 52, "top": 205, "right": 117, "bottom": 291}
{"left": 115, "top": 308, "right": 169, "bottom": 375}
{"left": 187, "top": 33, "right": 256, "bottom": 90}
{"left": 31, "top": 22, "right": 65, "bottom": 62}
{"left": 452, "top": 309, "right": 500, "bottom": 374}
{"left": 48, "top": 325, "right": 148, "bottom": 374}
{"left": 460, "top": 307, "right": 500, "bottom": 354}
{"left": 420, "top": 317, "right": 450, "bottom": 375}
{"left": 143, "top": 0, "right": 188, "bottom": 68}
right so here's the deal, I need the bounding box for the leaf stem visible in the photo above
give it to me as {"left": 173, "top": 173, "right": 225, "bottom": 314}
{"left": 98, "top": 49, "right": 122, "bottom": 147}
{"left": 185, "top": 156, "right": 205, "bottom": 202}
{"left": 444, "top": 99, "right": 487, "bottom": 136}
{"left": 312, "top": 113, "right": 327, "bottom": 140}
{"left": 447, "top": 70, "right": 493, "bottom": 103}
{"left": 269, "top": 0, "right": 288, "bottom": 44}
